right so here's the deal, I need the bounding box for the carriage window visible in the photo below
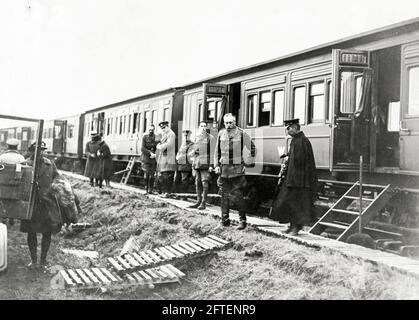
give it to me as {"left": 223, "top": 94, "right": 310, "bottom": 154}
{"left": 340, "top": 71, "right": 363, "bottom": 114}
{"left": 408, "top": 66, "right": 419, "bottom": 116}
{"left": 128, "top": 115, "right": 132, "bottom": 133}
{"left": 163, "top": 108, "right": 169, "bottom": 121}
{"left": 272, "top": 89, "right": 284, "bottom": 126}
{"left": 22, "top": 131, "right": 28, "bottom": 141}
{"left": 132, "top": 113, "right": 138, "bottom": 133}
{"left": 326, "top": 80, "right": 333, "bottom": 122}
{"left": 207, "top": 101, "right": 216, "bottom": 122}
{"left": 258, "top": 91, "right": 271, "bottom": 127}
{"left": 198, "top": 103, "right": 203, "bottom": 124}
{"left": 68, "top": 125, "right": 74, "bottom": 138}
{"left": 152, "top": 110, "right": 157, "bottom": 127}
{"left": 309, "top": 82, "right": 325, "bottom": 123}
{"left": 293, "top": 86, "right": 306, "bottom": 124}
{"left": 48, "top": 128, "right": 53, "bottom": 139}
{"left": 119, "top": 116, "right": 123, "bottom": 134}
{"left": 247, "top": 94, "right": 257, "bottom": 127}
{"left": 54, "top": 125, "right": 62, "bottom": 139}
{"left": 143, "top": 111, "right": 149, "bottom": 133}
{"left": 123, "top": 115, "right": 127, "bottom": 133}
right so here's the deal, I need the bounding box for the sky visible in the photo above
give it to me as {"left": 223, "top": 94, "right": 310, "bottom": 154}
{"left": 1, "top": 0, "right": 419, "bottom": 121}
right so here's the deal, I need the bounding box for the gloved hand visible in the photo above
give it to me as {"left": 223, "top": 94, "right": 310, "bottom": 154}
{"left": 214, "top": 166, "right": 220, "bottom": 175}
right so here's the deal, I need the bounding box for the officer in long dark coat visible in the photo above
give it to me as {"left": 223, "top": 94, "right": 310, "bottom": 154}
{"left": 175, "top": 130, "right": 194, "bottom": 194}
{"left": 98, "top": 138, "right": 113, "bottom": 188}
{"left": 84, "top": 131, "right": 102, "bottom": 187}
{"left": 270, "top": 118, "right": 318, "bottom": 236}
{"left": 141, "top": 124, "right": 158, "bottom": 194}
{"left": 20, "top": 141, "right": 62, "bottom": 270}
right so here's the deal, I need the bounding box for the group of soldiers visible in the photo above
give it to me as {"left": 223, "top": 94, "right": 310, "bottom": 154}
{"left": 139, "top": 114, "right": 317, "bottom": 233}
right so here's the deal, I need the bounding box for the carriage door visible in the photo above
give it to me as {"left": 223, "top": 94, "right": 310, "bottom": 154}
{"left": 52, "top": 120, "right": 65, "bottom": 154}
{"left": 202, "top": 83, "right": 229, "bottom": 130}
{"left": 330, "top": 49, "right": 372, "bottom": 171}
{"left": 400, "top": 42, "right": 419, "bottom": 172}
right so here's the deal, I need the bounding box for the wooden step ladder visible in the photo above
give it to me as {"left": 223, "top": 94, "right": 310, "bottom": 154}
{"left": 120, "top": 156, "right": 137, "bottom": 184}
{"left": 308, "top": 181, "right": 393, "bottom": 242}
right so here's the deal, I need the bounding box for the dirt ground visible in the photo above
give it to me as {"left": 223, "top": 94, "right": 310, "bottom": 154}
{"left": 2, "top": 177, "right": 419, "bottom": 300}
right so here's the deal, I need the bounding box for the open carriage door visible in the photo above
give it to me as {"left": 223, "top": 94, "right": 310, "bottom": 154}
{"left": 400, "top": 42, "right": 419, "bottom": 172}
{"left": 202, "top": 83, "right": 229, "bottom": 131}
{"left": 330, "top": 49, "right": 372, "bottom": 171}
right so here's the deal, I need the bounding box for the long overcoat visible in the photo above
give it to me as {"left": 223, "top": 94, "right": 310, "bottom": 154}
{"left": 20, "top": 157, "right": 63, "bottom": 234}
{"left": 98, "top": 141, "right": 113, "bottom": 179}
{"left": 270, "top": 131, "right": 318, "bottom": 225}
{"left": 84, "top": 140, "right": 102, "bottom": 179}
{"left": 156, "top": 129, "right": 176, "bottom": 172}
{"left": 140, "top": 133, "right": 158, "bottom": 172}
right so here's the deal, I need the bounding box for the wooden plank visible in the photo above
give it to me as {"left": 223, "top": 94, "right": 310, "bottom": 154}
{"left": 171, "top": 244, "right": 190, "bottom": 256}
{"left": 75, "top": 269, "right": 92, "bottom": 285}
{"left": 165, "top": 264, "right": 186, "bottom": 278}
{"left": 116, "top": 256, "right": 132, "bottom": 270}
{"left": 100, "top": 268, "right": 120, "bottom": 283}
{"left": 191, "top": 239, "right": 213, "bottom": 250}
{"left": 146, "top": 250, "right": 162, "bottom": 262}
{"left": 131, "top": 252, "right": 147, "bottom": 265}
{"left": 123, "top": 254, "right": 140, "bottom": 267}
{"left": 131, "top": 272, "right": 145, "bottom": 284}
{"left": 107, "top": 257, "right": 124, "bottom": 273}
{"left": 202, "top": 237, "right": 224, "bottom": 247}
{"left": 153, "top": 267, "right": 169, "bottom": 280}
{"left": 153, "top": 247, "right": 171, "bottom": 260}
{"left": 144, "top": 268, "right": 160, "bottom": 280}
{"left": 158, "top": 247, "right": 177, "bottom": 259}
{"left": 92, "top": 268, "right": 111, "bottom": 285}
{"left": 125, "top": 273, "right": 137, "bottom": 283}
{"left": 138, "top": 251, "right": 156, "bottom": 264}
{"left": 207, "top": 235, "right": 230, "bottom": 245}
{"left": 138, "top": 270, "right": 153, "bottom": 282}
{"left": 159, "top": 265, "right": 178, "bottom": 279}
{"left": 60, "top": 270, "right": 76, "bottom": 287}
{"left": 164, "top": 246, "right": 184, "bottom": 258}
{"left": 83, "top": 268, "right": 101, "bottom": 284}
{"left": 178, "top": 242, "right": 200, "bottom": 253}
{"left": 67, "top": 269, "right": 84, "bottom": 286}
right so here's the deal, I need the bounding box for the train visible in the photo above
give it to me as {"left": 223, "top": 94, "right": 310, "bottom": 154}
{"left": 2, "top": 17, "right": 419, "bottom": 244}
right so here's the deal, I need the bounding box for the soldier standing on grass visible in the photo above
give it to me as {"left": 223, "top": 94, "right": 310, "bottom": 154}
{"left": 141, "top": 124, "right": 158, "bottom": 194}
{"left": 214, "top": 113, "right": 256, "bottom": 230}
{"left": 188, "top": 121, "right": 215, "bottom": 210}
{"left": 269, "top": 118, "right": 318, "bottom": 236}
{"left": 175, "top": 130, "right": 194, "bottom": 195}
{"left": 156, "top": 121, "right": 176, "bottom": 197}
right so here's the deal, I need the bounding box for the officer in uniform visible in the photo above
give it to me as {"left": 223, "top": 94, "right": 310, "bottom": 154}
{"left": 156, "top": 121, "right": 176, "bottom": 197}
{"left": 0, "top": 138, "right": 25, "bottom": 164}
{"left": 214, "top": 113, "right": 256, "bottom": 230}
{"left": 189, "top": 121, "right": 215, "bottom": 210}
{"left": 175, "top": 130, "right": 194, "bottom": 194}
{"left": 141, "top": 124, "right": 158, "bottom": 194}
{"left": 84, "top": 131, "right": 102, "bottom": 187}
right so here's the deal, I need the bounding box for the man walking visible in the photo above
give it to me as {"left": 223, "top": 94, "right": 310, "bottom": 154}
{"left": 270, "top": 119, "right": 318, "bottom": 236}
{"left": 189, "top": 121, "right": 214, "bottom": 210}
{"left": 141, "top": 124, "right": 158, "bottom": 194}
{"left": 156, "top": 121, "right": 176, "bottom": 197}
{"left": 214, "top": 113, "right": 256, "bottom": 230}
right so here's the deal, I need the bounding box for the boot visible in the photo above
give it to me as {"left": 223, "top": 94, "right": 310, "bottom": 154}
{"left": 198, "top": 183, "right": 208, "bottom": 210}
{"left": 221, "top": 190, "right": 230, "bottom": 226}
{"left": 237, "top": 220, "right": 247, "bottom": 230}
{"left": 188, "top": 184, "right": 202, "bottom": 208}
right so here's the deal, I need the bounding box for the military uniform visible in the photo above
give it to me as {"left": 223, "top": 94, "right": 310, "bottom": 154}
{"left": 0, "top": 138, "right": 25, "bottom": 164}
{"left": 156, "top": 127, "right": 176, "bottom": 194}
{"left": 98, "top": 140, "right": 113, "bottom": 187}
{"left": 84, "top": 138, "right": 102, "bottom": 186}
{"left": 141, "top": 132, "right": 158, "bottom": 193}
{"left": 189, "top": 131, "right": 215, "bottom": 209}
{"left": 214, "top": 127, "right": 256, "bottom": 226}
{"left": 176, "top": 138, "right": 194, "bottom": 193}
